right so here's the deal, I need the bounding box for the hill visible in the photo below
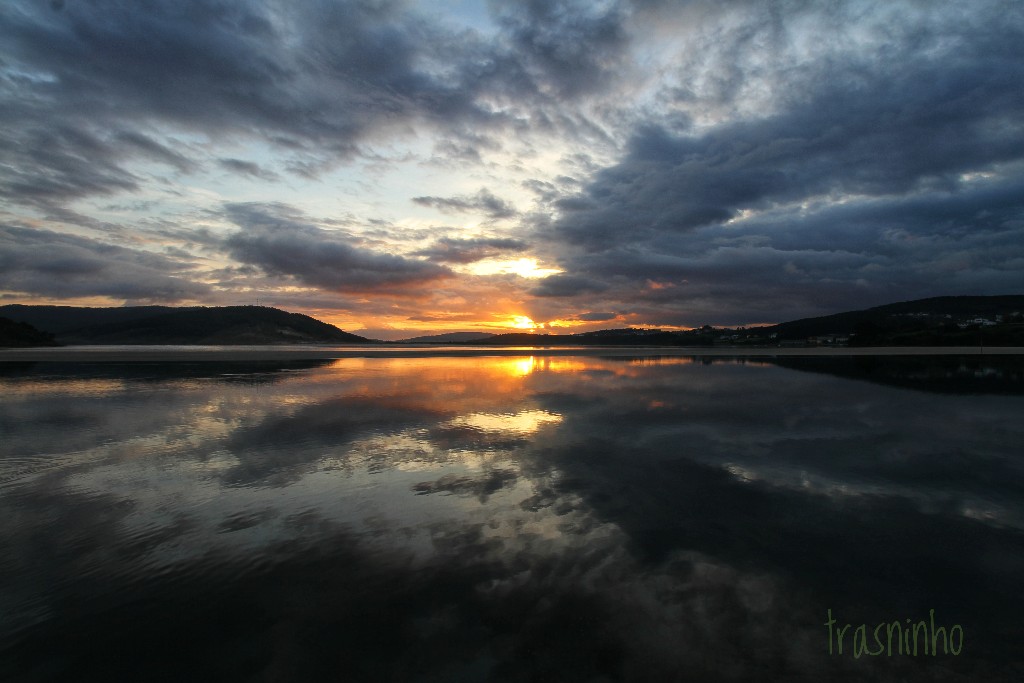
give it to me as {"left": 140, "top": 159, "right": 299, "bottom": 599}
{"left": 0, "top": 317, "right": 60, "bottom": 348}
{"left": 760, "top": 295, "right": 1024, "bottom": 345}
{"left": 0, "top": 305, "right": 374, "bottom": 345}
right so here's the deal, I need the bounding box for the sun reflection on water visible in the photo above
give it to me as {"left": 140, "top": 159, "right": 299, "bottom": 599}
{"left": 447, "top": 409, "right": 563, "bottom": 435}
{"left": 494, "top": 356, "right": 591, "bottom": 377}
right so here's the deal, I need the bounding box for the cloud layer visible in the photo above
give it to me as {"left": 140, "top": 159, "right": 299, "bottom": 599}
{"left": 532, "top": 1, "right": 1024, "bottom": 324}
{"left": 1, "top": 0, "right": 1023, "bottom": 333}
{"left": 0, "top": 224, "right": 208, "bottom": 302}
{"left": 223, "top": 203, "right": 451, "bottom": 293}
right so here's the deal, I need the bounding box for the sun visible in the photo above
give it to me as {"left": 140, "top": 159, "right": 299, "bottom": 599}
{"left": 511, "top": 315, "right": 537, "bottom": 329}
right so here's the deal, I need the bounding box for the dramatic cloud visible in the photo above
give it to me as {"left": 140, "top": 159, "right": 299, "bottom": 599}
{"left": 1, "top": 0, "right": 1022, "bottom": 334}
{"left": 534, "top": 1, "right": 1024, "bottom": 324}
{"left": 223, "top": 203, "right": 451, "bottom": 293}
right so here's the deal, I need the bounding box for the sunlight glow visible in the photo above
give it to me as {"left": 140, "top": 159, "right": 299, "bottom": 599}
{"left": 494, "top": 356, "right": 590, "bottom": 377}
{"left": 511, "top": 357, "right": 535, "bottom": 376}
{"left": 448, "top": 409, "right": 563, "bottom": 435}
{"left": 511, "top": 315, "right": 536, "bottom": 329}
{"left": 467, "top": 258, "right": 563, "bottom": 279}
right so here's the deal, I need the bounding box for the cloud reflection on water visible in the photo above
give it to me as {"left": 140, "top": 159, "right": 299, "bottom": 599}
{"left": 1, "top": 355, "right": 1022, "bottom": 681}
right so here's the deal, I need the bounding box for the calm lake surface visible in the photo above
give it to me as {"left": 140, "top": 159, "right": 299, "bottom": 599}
{"left": 1, "top": 354, "right": 1022, "bottom": 681}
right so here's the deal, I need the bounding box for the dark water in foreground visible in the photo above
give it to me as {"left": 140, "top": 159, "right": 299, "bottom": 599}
{"left": 1, "top": 355, "right": 1022, "bottom": 682}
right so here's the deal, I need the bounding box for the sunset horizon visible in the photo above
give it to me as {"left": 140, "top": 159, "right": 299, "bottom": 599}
{"left": 3, "top": 3, "right": 1024, "bottom": 676}
{"left": 4, "top": 1, "right": 1023, "bottom": 340}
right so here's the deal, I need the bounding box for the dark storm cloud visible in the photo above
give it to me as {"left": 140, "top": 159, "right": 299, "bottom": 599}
{"left": 538, "top": 1, "right": 1024, "bottom": 323}
{"left": 412, "top": 189, "right": 518, "bottom": 219}
{"left": 223, "top": 202, "right": 451, "bottom": 292}
{"left": 413, "top": 236, "right": 528, "bottom": 264}
{"left": 0, "top": 224, "right": 208, "bottom": 301}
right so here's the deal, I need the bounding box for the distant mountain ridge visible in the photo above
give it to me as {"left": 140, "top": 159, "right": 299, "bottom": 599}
{"left": 0, "top": 305, "right": 374, "bottom": 345}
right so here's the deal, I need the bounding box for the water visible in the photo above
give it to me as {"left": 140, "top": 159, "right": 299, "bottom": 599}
{"left": 1, "top": 354, "right": 1022, "bottom": 681}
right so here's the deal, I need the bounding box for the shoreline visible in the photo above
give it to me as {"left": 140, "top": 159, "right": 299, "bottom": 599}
{"left": 1, "top": 345, "right": 1023, "bottom": 362}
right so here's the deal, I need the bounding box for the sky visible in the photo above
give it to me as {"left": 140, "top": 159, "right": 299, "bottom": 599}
{"left": 2, "top": 0, "right": 1023, "bottom": 340}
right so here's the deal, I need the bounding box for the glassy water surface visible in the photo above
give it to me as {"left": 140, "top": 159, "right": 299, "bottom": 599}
{"left": 1, "top": 355, "right": 1022, "bottom": 681}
